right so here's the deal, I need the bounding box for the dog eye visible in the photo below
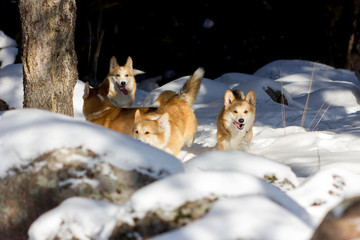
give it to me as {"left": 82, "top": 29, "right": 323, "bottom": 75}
{"left": 145, "top": 131, "right": 150, "bottom": 135}
{"left": 244, "top": 110, "right": 248, "bottom": 113}
{"left": 135, "top": 130, "right": 138, "bottom": 134}
{"left": 116, "top": 74, "right": 120, "bottom": 77}
{"left": 125, "top": 74, "right": 129, "bottom": 77}
{"left": 233, "top": 110, "right": 238, "bottom": 113}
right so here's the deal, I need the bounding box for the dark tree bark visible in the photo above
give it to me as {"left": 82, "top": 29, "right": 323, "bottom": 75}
{"left": 18, "top": 0, "right": 78, "bottom": 116}
{"left": 346, "top": 0, "right": 360, "bottom": 80}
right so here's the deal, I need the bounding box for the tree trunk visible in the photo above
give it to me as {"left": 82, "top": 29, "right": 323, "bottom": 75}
{"left": 346, "top": 0, "right": 360, "bottom": 80}
{"left": 19, "top": 0, "right": 78, "bottom": 116}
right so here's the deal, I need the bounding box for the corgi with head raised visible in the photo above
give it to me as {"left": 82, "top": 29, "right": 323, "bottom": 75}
{"left": 107, "top": 56, "right": 136, "bottom": 108}
{"left": 217, "top": 89, "right": 256, "bottom": 151}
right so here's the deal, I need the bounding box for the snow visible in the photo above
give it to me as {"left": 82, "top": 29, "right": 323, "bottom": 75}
{"left": 119, "top": 171, "right": 312, "bottom": 226}
{"left": 0, "top": 109, "right": 184, "bottom": 179}
{"left": 28, "top": 197, "right": 120, "bottom": 240}
{"left": 2, "top": 31, "right": 360, "bottom": 239}
{"left": 0, "top": 63, "right": 86, "bottom": 119}
{"left": 0, "top": 30, "right": 17, "bottom": 49}
{"left": 28, "top": 172, "right": 314, "bottom": 240}
{"left": 0, "top": 30, "right": 18, "bottom": 68}
{"left": 151, "top": 196, "right": 312, "bottom": 240}
{"left": 184, "top": 151, "right": 299, "bottom": 191}
{"left": 0, "top": 64, "right": 23, "bottom": 108}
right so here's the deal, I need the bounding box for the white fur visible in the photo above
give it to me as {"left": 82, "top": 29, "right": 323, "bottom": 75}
{"left": 97, "top": 94, "right": 104, "bottom": 102}
{"left": 156, "top": 117, "right": 171, "bottom": 150}
{"left": 108, "top": 73, "right": 134, "bottom": 108}
{"left": 86, "top": 107, "right": 111, "bottom": 120}
{"left": 222, "top": 111, "right": 253, "bottom": 151}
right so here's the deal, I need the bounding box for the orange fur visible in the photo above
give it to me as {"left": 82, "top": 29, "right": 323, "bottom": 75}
{"left": 132, "top": 68, "right": 204, "bottom": 156}
{"left": 82, "top": 78, "right": 156, "bottom": 136}
{"left": 152, "top": 90, "right": 177, "bottom": 107}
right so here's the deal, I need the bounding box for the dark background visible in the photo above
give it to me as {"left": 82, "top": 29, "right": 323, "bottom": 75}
{"left": 0, "top": 0, "right": 354, "bottom": 85}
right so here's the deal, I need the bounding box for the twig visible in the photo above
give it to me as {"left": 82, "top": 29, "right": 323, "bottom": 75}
{"left": 306, "top": 102, "right": 325, "bottom": 131}
{"left": 91, "top": 6, "right": 104, "bottom": 83}
{"left": 312, "top": 102, "right": 332, "bottom": 132}
{"left": 300, "top": 62, "right": 316, "bottom": 128}
{"left": 92, "top": 30, "right": 104, "bottom": 82}
{"left": 280, "top": 77, "right": 286, "bottom": 135}
{"left": 87, "top": 22, "right": 92, "bottom": 71}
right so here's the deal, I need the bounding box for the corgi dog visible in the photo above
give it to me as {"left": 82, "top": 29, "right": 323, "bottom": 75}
{"left": 106, "top": 56, "right": 136, "bottom": 108}
{"left": 132, "top": 68, "right": 204, "bottom": 156}
{"left": 82, "top": 78, "right": 156, "bottom": 136}
{"left": 217, "top": 89, "right": 256, "bottom": 151}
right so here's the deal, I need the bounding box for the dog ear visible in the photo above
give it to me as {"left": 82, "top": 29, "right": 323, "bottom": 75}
{"left": 134, "top": 109, "right": 141, "bottom": 123}
{"left": 224, "top": 90, "right": 235, "bottom": 109}
{"left": 83, "top": 82, "right": 90, "bottom": 99}
{"left": 109, "top": 56, "right": 118, "bottom": 72}
{"left": 125, "top": 56, "right": 133, "bottom": 70}
{"left": 245, "top": 90, "right": 256, "bottom": 107}
{"left": 158, "top": 113, "right": 169, "bottom": 131}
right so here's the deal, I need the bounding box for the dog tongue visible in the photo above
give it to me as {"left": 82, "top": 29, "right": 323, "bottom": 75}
{"left": 233, "top": 121, "right": 244, "bottom": 130}
{"left": 120, "top": 86, "right": 128, "bottom": 95}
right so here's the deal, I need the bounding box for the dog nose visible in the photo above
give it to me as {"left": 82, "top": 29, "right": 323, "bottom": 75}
{"left": 239, "top": 118, "right": 244, "bottom": 123}
{"left": 121, "top": 81, "right": 126, "bottom": 86}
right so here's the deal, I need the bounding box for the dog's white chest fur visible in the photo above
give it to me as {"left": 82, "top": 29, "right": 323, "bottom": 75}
{"left": 108, "top": 78, "right": 133, "bottom": 108}
{"left": 224, "top": 124, "right": 248, "bottom": 150}
{"left": 108, "top": 89, "right": 132, "bottom": 108}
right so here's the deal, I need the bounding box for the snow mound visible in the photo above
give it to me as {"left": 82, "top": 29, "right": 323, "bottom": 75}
{"left": 214, "top": 72, "right": 296, "bottom": 106}
{"left": 0, "top": 30, "right": 17, "bottom": 48}
{"left": 120, "top": 171, "right": 311, "bottom": 224}
{"left": 251, "top": 126, "right": 360, "bottom": 177}
{"left": 0, "top": 64, "right": 23, "bottom": 108}
{"left": 0, "top": 47, "right": 18, "bottom": 68}
{"left": 151, "top": 196, "right": 313, "bottom": 240}
{"left": 253, "top": 59, "right": 360, "bottom": 113}
{"left": 28, "top": 171, "right": 313, "bottom": 240}
{"left": 0, "top": 30, "right": 18, "bottom": 68}
{"left": 0, "top": 109, "right": 184, "bottom": 179}
{"left": 289, "top": 168, "right": 360, "bottom": 224}
{"left": 28, "top": 197, "right": 120, "bottom": 240}
{"left": 254, "top": 59, "right": 357, "bottom": 85}
{"left": 184, "top": 151, "right": 299, "bottom": 191}
{"left": 73, "top": 80, "right": 86, "bottom": 120}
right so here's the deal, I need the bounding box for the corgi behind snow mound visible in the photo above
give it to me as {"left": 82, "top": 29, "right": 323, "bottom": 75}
{"left": 132, "top": 68, "right": 204, "bottom": 156}
{"left": 106, "top": 56, "right": 136, "bottom": 108}
{"left": 217, "top": 89, "right": 256, "bottom": 151}
{"left": 151, "top": 90, "right": 177, "bottom": 107}
{"left": 83, "top": 78, "right": 156, "bottom": 136}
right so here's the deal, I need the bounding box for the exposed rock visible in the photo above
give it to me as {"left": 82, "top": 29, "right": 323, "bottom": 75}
{"left": 110, "top": 198, "right": 217, "bottom": 239}
{"left": 0, "top": 147, "right": 156, "bottom": 240}
{"left": 312, "top": 197, "right": 360, "bottom": 240}
{"left": 0, "top": 99, "right": 9, "bottom": 111}
{"left": 264, "top": 174, "right": 296, "bottom": 191}
{"left": 265, "top": 87, "right": 288, "bottom": 105}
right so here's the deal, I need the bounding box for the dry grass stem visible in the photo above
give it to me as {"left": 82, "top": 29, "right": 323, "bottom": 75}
{"left": 312, "top": 102, "right": 332, "bottom": 132}
{"left": 306, "top": 102, "right": 325, "bottom": 131}
{"left": 300, "top": 62, "right": 316, "bottom": 128}
{"left": 280, "top": 77, "right": 286, "bottom": 135}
